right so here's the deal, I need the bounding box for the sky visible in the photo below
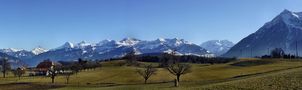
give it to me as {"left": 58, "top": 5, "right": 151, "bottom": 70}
{"left": 0, "top": 0, "right": 302, "bottom": 50}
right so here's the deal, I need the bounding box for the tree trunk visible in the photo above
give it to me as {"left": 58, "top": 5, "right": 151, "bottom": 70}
{"left": 3, "top": 72, "right": 5, "bottom": 78}
{"left": 144, "top": 79, "right": 147, "bottom": 84}
{"left": 177, "top": 75, "right": 180, "bottom": 82}
{"left": 174, "top": 79, "right": 179, "bottom": 87}
{"left": 66, "top": 78, "right": 69, "bottom": 84}
{"left": 51, "top": 77, "right": 55, "bottom": 84}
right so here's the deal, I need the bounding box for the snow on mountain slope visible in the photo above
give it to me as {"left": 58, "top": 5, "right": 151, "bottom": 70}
{"left": 201, "top": 40, "right": 234, "bottom": 56}
{"left": 32, "top": 47, "right": 48, "bottom": 55}
{"left": 53, "top": 42, "right": 75, "bottom": 50}
{"left": 134, "top": 38, "right": 207, "bottom": 55}
{"left": 0, "top": 52, "right": 20, "bottom": 61}
{"left": 0, "top": 48, "right": 23, "bottom": 52}
{"left": 0, "top": 48, "right": 35, "bottom": 59}
{"left": 118, "top": 38, "right": 141, "bottom": 46}
{"left": 76, "top": 41, "right": 93, "bottom": 49}
{"left": 224, "top": 10, "right": 302, "bottom": 57}
{"left": 25, "top": 38, "right": 210, "bottom": 66}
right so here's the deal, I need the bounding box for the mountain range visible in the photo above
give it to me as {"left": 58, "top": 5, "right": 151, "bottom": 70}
{"left": 224, "top": 10, "right": 302, "bottom": 57}
{"left": 0, "top": 47, "right": 48, "bottom": 59}
{"left": 201, "top": 40, "right": 234, "bottom": 56}
{"left": 2, "top": 9, "right": 301, "bottom": 66}
{"left": 1, "top": 38, "right": 228, "bottom": 66}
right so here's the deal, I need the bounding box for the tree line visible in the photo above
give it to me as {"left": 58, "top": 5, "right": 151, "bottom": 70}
{"left": 122, "top": 51, "right": 233, "bottom": 87}
{"left": 1, "top": 51, "right": 236, "bottom": 87}
{"left": 0, "top": 57, "right": 102, "bottom": 84}
{"left": 46, "top": 58, "right": 102, "bottom": 84}
{"left": 261, "top": 48, "right": 300, "bottom": 59}
{"left": 130, "top": 53, "right": 236, "bottom": 66}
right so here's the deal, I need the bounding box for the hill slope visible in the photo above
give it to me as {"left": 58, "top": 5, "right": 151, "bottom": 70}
{"left": 224, "top": 10, "right": 302, "bottom": 57}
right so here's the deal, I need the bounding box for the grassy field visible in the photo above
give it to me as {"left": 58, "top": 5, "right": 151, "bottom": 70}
{"left": 1, "top": 59, "right": 302, "bottom": 90}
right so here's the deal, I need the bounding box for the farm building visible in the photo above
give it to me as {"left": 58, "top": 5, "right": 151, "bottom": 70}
{"left": 33, "top": 60, "right": 62, "bottom": 76}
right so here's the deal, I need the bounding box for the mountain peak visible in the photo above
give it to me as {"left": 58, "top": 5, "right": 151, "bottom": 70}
{"left": 97, "top": 39, "right": 117, "bottom": 46}
{"left": 264, "top": 9, "right": 302, "bottom": 31}
{"left": 31, "top": 47, "right": 48, "bottom": 55}
{"left": 281, "top": 9, "right": 292, "bottom": 14}
{"left": 55, "top": 42, "right": 74, "bottom": 50}
{"left": 98, "top": 39, "right": 111, "bottom": 44}
{"left": 171, "top": 38, "right": 183, "bottom": 41}
{"left": 281, "top": 9, "right": 299, "bottom": 17}
{"left": 65, "top": 42, "right": 74, "bottom": 48}
{"left": 224, "top": 10, "right": 302, "bottom": 58}
{"left": 77, "top": 41, "right": 91, "bottom": 47}
{"left": 2, "top": 48, "right": 23, "bottom": 52}
{"left": 119, "top": 37, "right": 141, "bottom": 46}
{"left": 121, "top": 37, "right": 140, "bottom": 41}
{"left": 157, "top": 38, "right": 166, "bottom": 42}
{"left": 169, "top": 38, "right": 191, "bottom": 45}
{"left": 79, "top": 41, "right": 87, "bottom": 44}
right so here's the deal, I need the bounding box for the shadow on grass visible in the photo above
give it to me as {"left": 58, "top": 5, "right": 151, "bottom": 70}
{"left": 64, "top": 81, "right": 175, "bottom": 89}
{"left": 230, "top": 60, "right": 275, "bottom": 67}
{"left": 232, "top": 65, "right": 302, "bottom": 79}
{"left": 0, "top": 82, "right": 65, "bottom": 90}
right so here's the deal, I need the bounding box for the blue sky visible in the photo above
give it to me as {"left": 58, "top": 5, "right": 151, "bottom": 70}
{"left": 0, "top": 0, "right": 301, "bottom": 50}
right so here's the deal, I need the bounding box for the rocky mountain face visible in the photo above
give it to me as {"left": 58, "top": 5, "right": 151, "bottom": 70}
{"left": 224, "top": 10, "right": 302, "bottom": 57}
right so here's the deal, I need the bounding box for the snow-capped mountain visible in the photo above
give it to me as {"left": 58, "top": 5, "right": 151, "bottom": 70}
{"left": 201, "top": 40, "right": 234, "bottom": 56}
{"left": 53, "top": 42, "right": 75, "bottom": 50}
{"left": 224, "top": 10, "right": 302, "bottom": 57}
{"left": 26, "top": 38, "right": 210, "bottom": 66}
{"left": 135, "top": 38, "right": 207, "bottom": 55}
{"left": 0, "top": 47, "right": 49, "bottom": 59}
{"left": 0, "top": 52, "right": 27, "bottom": 69}
{"left": 32, "top": 47, "right": 48, "bottom": 55}
{"left": 0, "top": 48, "right": 22, "bottom": 52}
{"left": 0, "top": 48, "right": 35, "bottom": 59}
{"left": 0, "top": 52, "right": 20, "bottom": 60}
{"left": 118, "top": 38, "right": 141, "bottom": 46}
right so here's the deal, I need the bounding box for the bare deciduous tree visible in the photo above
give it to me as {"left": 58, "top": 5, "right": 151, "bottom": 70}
{"left": 13, "top": 67, "right": 25, "bottom": 79}
{"left": 63, "top": 71, "right": 74, "bottom": 84}
{"left": 159, "top": 48, "right": 179, "bottom": 67}
{"left": 48, "top": 64, "right": 59, "bottom": 84}
{"left": 71, "top": 62, "right": 81, "bottom": 74}
{"left": 137, "top": 64, "right": 157, "bottom": 84}
{"left": 166, "top": 63, "right": 191, "bottom": 87}
{"left": 124, "top": 50, "right": 138, "bottom": 66}
{"left": 1, "top": 57, "right": 11, "bottom": 78}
